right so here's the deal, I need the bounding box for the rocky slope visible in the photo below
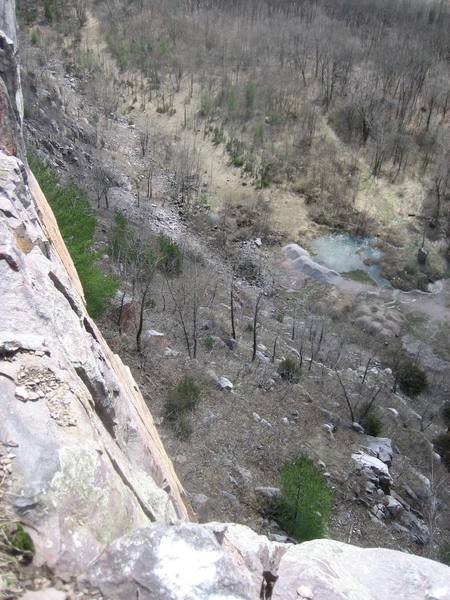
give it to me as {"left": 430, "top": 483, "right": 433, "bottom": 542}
{"left": 1, "top": 3, "right": 450, "bottom": 598}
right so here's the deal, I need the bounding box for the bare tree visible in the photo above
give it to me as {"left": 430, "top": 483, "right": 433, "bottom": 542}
{"left": 251, "top": 292, "right": 263, "bottom": 362}
{"left": 92, "top": 165, "right": 114, "bottom": 209}
{"left": 230, "top": 279, "right": 236, "bottom": 340}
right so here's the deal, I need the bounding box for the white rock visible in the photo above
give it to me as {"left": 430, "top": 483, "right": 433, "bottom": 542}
{"left": 163, "top": 348, "right": 179, "bottom": 358}
{"left": 297, "top": 585, "right": 314, "bottom": 599}
{"left": 351, "top": 422, "right": 365, "bottom": 434}
{"left": 363, "top": 436, "right": 394, "bottom": 466}
{"left": 254, "top": 487, "right": 282, "bottom": 501}
{"left": 218, "top": 376, "right": 233, "bottom": 391}
{"left": 272, "top": 539, "right": 450, "bottom": 600}
{"left": 386, "top": 407, "right": 399, "bottom": 418}
{"left": 352, "top": 451, "right": 392, "bottom": 482}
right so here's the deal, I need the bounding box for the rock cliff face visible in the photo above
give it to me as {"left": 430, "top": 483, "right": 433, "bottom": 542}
{"left": 1, "top": 5, "right": 449, "bottom": 599}
{"left": 0, "top": 3, "right": 189, "bottom": 576}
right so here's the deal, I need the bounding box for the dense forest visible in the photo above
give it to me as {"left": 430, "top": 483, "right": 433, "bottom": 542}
{"left": 89, "top": 0, "right": 450, "bottom": 234}
{"left": 19, "top": 0, "right": 450, "bottom": 241}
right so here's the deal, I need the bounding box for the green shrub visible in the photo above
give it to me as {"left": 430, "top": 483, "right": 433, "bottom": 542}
{"left": 396, "top": 360, "right": 428, "bottom": 397}
{"left": 43, "top": 0, "right": 54, "bottom": 21}
{"left": 231, "top": 154, "right": 245, "bottom": 168}
{"left": 110, "top": 211, "right": 129, "bottom": 258}
{"left": 434, "top": 433, "right": 450, "bottom": 471}
{"left": 254, "top": 123, "right": 264, "bottom": 143}
{"left": 28, "top": 153, "right": 119, "bottom": 317}
{"left": 278, "top": 358, "right": 301, "bottom": 383}
{"left": 165, "top": 376, "right": 201, "bottom": 440}
{"left": 244, "top": 81, "right": 256, "bottom": 117}
{"left": 275, "top": 312, "right": 285, "bottom": 323}
{"left": 359, "top": 405, "right": 382, "bottom": 437}
{"left": 10, "top": 524, "right": 35, "bottom": 563}
{"left": 158, "top": 234, "right": 183, "bottom": 275}
{"left": 30, "top": 28, "right": 40, "bottom": 45}
{"left": 276, "top": 456, "right": 333, "bottom": 542}
{"left": 439, "top": 543, "right": 450, "bottom": 566}
{"left": 227, "top": 88, "right": 238, "bottom": 113}
{"left": 204, "top": 335, "right": 214, "bottom": 351}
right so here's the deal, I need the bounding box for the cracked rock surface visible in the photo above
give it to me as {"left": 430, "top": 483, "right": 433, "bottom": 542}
{"left": 0, "top": 7, "right": 188, "bottom": 578}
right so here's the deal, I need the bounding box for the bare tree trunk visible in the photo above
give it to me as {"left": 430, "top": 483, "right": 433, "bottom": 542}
{"left": 271, "top": 335, "right": 278, "bottom": 363}
{"left": 230, "top": 281, "right": 236, "bottom": 340}
{"left": 165, "top": 276, "right": 192, "bottom": 359}
{"left": 336, "top": 371, "right": 355, "bottom": 423}
{"left": 251, "top": 293, "right": 262, "bottom": 362}
{"left": 192, "top": 261, "right": 198, "bottom": 359}
{"left": 136, "top": 285, "right": 149, "bottom": 353}
{"left": 117, "top": 290, "right": 126, "bottom": 334}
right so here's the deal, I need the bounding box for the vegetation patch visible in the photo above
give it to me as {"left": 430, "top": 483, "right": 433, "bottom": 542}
{"left": 203, "top": 335, "right": 214, "bottom": 351}
{"left": 158, "top": 234, "right": 183, "bottom": 276}
{"left": 278, "top": 358, "right": 301, "bottom": 383}
{"left": 28, "top": 153, "right": 119, "bottom": 317}
{"left": 165, "top": 376, "right": 201, "bottom": 440}
{"left": 395, "top": 360, "right": 428, "bottom": 397}
{"left": 342, "top": 270, "right": 375, "bottom": 285}
{"left": 276, "top": 456, "right": 333, "bottom": 542}
{"left": 439, "top": 543, "right": 450, "bottom": 566}
{"left": 434, "top": 434, "right": 450, "bottom": 472}
{"left": 359, "top": 404, "right": 382, "bottom": 437}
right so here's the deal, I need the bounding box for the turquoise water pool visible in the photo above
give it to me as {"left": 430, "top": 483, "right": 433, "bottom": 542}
{"left": 311, "top": 233, "right": 391, "bottom": 287}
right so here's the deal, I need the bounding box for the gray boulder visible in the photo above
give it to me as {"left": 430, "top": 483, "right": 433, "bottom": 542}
{"left": 363, "top": 436, "right": 394, "bottom": 466}
{"left": 84, "top": 524, "right": 255, "bottom": 600}
{"left": 283, "top": 243, "right": 342, "bottom": 285}
{"left": 272, "top": 539, "right": 450, "bottom": 600}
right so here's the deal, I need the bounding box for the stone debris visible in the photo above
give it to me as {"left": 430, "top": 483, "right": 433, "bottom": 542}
{"left": 352, "top": 439, "right": 432, "bottom": 545}
{"left": 15, "top": 367, "right": 59, "bottom": 402}
{"left": 163, "top": 347, "right": 179, "bottom": 358}
{"left": 253, "top": 412, "right": 272, "bottom": 427}
{"left": 351, "top": 450, "right": 392, "bottom": 487}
